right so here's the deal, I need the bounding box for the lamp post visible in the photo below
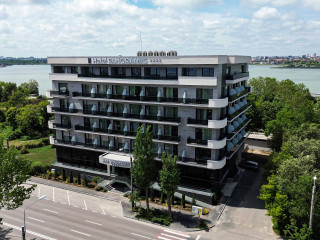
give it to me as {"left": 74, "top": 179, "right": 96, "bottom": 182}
{"left": 22, "top": 195, "right": 46, "bottom": 240}
{"left": 309, "top": 176, "right": 317, "bottom": 229}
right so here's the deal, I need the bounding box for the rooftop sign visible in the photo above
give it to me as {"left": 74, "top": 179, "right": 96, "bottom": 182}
{"left": 88, "top": 57, "right": 162, "bottom": 65}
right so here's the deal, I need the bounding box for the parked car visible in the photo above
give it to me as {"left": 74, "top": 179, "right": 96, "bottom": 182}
{"left": 238, "top": 160, "right": 259, "bottom": 171}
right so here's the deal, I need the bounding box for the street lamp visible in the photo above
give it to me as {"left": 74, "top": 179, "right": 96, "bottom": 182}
{"left": 309, "top": 176, "right": 317, "bottom": 229}
{"left": 22, "top": 195, "right": 46, "bottom": 240}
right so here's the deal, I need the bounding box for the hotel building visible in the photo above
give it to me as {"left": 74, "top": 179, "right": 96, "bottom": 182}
{"left": 47, "top": 52, "right": 251, "bottom": 204}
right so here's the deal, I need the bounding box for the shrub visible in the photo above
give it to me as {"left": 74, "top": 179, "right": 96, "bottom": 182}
{"left": 62, "top": 168, "right": 66, "bottom": 181}
{"left": 46, "top": 170, "right": 53, "bottom": 179}
{"left": 135, "top": 208, "right": 173, "bottom": 226}
{"left": 102, "top": 189, "right": 107, "bottom": 192}
{"left": 203, "top": 208, "right": 210, "bottom": 215}
{"left": 123, "top": 193, "right": 129, "bottom": 197}
{"left": 198, "top": 219, "right": 208, "bottom": 229}
{"left": 92, "top": 176, "right": 101, "bottom": 183}
{"left": 20, "top": 145, "right": 29, "bottom": 154}
{"left": 69, "top": 171, "right": 73, "bottom": 183}
{"left": 181, "top": 194, "right": 185, "bottom": 208}
{"left": 95, "top": 186, "right": 102, "bottom": 191}
{"left": 54, "top": 169, "right": 59, "bottom": 180}
{"left": 82, "top": 174, "right": 88, "bottom": 186}
{"left": 29, "top": 165, "right": 50, "bottom": 176}
{"left": 192, "top": 193, "right": 196, "bottom": 205}
{"left": 87, "top": 184, "right": 95, "bottom": 189}
{"left": 160, "top": 192, "right": 165, "bottom": 203}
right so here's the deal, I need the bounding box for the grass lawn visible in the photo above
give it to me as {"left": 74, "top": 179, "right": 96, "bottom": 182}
{"left": 7, "top": 138, "right": 43, "bottom": 147}
{"left": 19, "top": 145, "right": 56, "bottom": 167}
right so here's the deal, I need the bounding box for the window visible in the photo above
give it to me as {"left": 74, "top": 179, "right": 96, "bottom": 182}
{"left": 145, "top": 105, "right": 158, "bottom": 116}
{"left": 196, "top": 109, "right": 212, "bottom": 120}
{"left": 61, "top": 115, "right": 70, "bottom": 126}
{"left": 84, "top": 117, "right": 95, "bottom": 127}
{"left": 53, "top": 66, "right": 65, "bottom": 73}
{"left": 111, "top": 67, "right": 126, "bottom": 77}
{"left": 113, "top": 103, "right": 124, "bottom": 113}
{"left": 145, "top": 67, "right": 160, "bottom": 77}
{"left": 70, "top": 66, "right": 78, "bottom": 74}
{"left": 100, "top": 67, "right": 108, "bottom": 76}
{"left": 59, "top": 99, "right": 68, "bottom": 109}
{"left": 113, "top": 85, "right": 124, "bottom": 95}
{"left": 195, "top": 128, "right": 212, "bottom": 140}
{"left": 164, "top": 87, "right": 178, "bottom": 99}
{"left": 164, "top": 144, "right": 178, "bottom": 155}
{"left": 195, "top": 148, "right": 211, "bottom": 160}
{"left": 82, "top": 84, "right": 92, "bottom": 94}
{"left": 98, "top": 102, "right": 108, "bottom": 112}
{"left": 99, "top": 119, "right": 110, "bottom": 130}
{"left": 83, "top": 100, "right": 93, "bottom": 111}
{"left": 81, "top": 67, "right": 93, "bottom": 76}
{"left": 166, "top": 67, "right": 177, "bottom": 78}
{"left": 182, "top": 68, "right": 198, "bottom": 76}
{"left": 131, "top": 67, "right": 141, "bottom": 77}
{"left": 147, "top": 124, "right": 158, "bottom": 135}
{"left": 129, "top": 86, "right": 142, "bottom": 97}
{"left": 202, "top": 68, "right": 214, "bottom": 77}
{"left": 164, "top": 107, "right": 178, "bottom": 118}
{"left": 130, "top": 122, "right": 141, "bottom": 132}
{"left": 130, "top": 104, "right": 142, "bottom": 115}
{"left": 97, "top": 84, "right": 108, "bottom": 95}
{"left": 196, "top": 89, "right": 213, "bottom": 100}
{"left": 146, "top": 87, "right": 158, "bottom": 97}
{"left": 241, "top": 65, "right": 245, "bottom": 73}
{"left": 164, "top": 125, "right": 178, "bottom": 136}
{"left": 58, "top": 83, "right": 68, "bottom": 94}
{"left": 62, "top": 131, "right": 70, "bottom": 142}
{"left": 113, "top": 120, "right": 125, "bottom": 131}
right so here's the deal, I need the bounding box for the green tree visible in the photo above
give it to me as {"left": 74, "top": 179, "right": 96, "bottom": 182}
{"left": 5, "top": 107, "right": 19, "bottom": 128}
{"left": 159, "top": 152, "right": 180, "bottom": 217}
{"left": 131, "top": 125, "right": 156, "bottom": 211}
{"left": 77, "top": 172, "right": 81, "bottom": 184}
{"left": 20, "top": 79, "right": 39, "bottom": 95}
{"left": 0, "top": 137, "right": 36, "bottom": 224}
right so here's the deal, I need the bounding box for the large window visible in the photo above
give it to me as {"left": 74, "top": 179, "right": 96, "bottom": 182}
{"left": 164, "top": 125, "right": 178, "bottom": 137}
{"left": 111, "top": 67, "right": 126, "bottom": 77}
{"left": 145, "top": 67, "right": 160, "bottom": 77}
{"left": 182, "top": 68, "right": 198, "bottom": 76}
{"left": 146, "top": 87, "right": 158, "bottom": 97}
{"left": 164, "top": 144, "right": 178, "bottom": 155}
{"left": 145, "top": 105, "right": 158, "bottom": 116}
{"left": 196, "top": 109, "right": 212, "bottom": 120}
{"left": 82, "top": 84, "right": 92, "bottom": 94}
{"left": 129, "top": 86, "right": 142, "bottom": 97}
{"left": 113, "top": 103, "right": 124, "bottom": 113}
{"left": 130, "top": 122, "right": 141, "bottom": 132}
{"left": 53, "top": 66, "right": 65, "bottom": 73}
{"left": 164, "top": 87, "right": 178, "bottom": 99}
{"left": 61, "top": 115, "right": 70, "bottom": 126}
{"left": 112, "top": 85, "right": 124, "bottom": 95}
{"left": 147, "top": 124, "right": 158, "bottom": 136}
{"left": 202, "top": 68, "right": 214, "bottom": 77}
{"left": 131, "top": 67, "right": 141, "bottom": 77}
{"left": 113, "top": 120, "right": 125, "bottom": 131}
{"left": 83, "top": 100, "right": 93, "bottom": 111}
{"left": 70, "top": 66, "right": 78, "bottom": 74}
{"left": 196, "top": 88, "right": 213, "bottom": 100}
{"left": 58, "top": 83, "right": 68, "bottom": 95}
{"left": 84, "top": 117, "right": 95, "bottom": 127}
{"left": 97, "top": 84, "right": 108, "bottom": 95}
{"left": 99, "top": 119, "right": 110, "bottom": 130}
{"left": 195, "top": 128, "right": 212, "bottom": 140}
{"left": 164, "top": 107, "right": 178, "bottom": 118}
{"left": 130, "top": 104, "right": 142, "bottom": 115}
{"left": 166, "top": 67, "right": 178, "bottom": 78}
{"left": 195, "top": 148, "right": 211, "bottom": 160}
{"left": 98, "top": 102, "right": 108, "bottom": 112}
{"left": 59, "top": 99, "right": 68, "bottom": 109}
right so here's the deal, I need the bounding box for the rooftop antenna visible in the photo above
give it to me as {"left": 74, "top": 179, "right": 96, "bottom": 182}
{"left": 140, "top": 31, "right": 142, "bottom": 52}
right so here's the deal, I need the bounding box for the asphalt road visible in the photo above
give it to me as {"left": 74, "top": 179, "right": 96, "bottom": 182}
{"left": 0, "top": 182, "right": 205, "bottom": 240}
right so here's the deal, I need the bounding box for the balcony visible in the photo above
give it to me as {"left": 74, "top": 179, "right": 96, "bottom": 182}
{"left": 187, "top": 138, "right": 208, "bottom": 145}
{"left": 78, "top": 74, "right": 178, "bottom": 80}
{"left": 187, "top": 137, "right": 226, "bottom": 149}
{"left": 48, "top": 120, "right": 71, "bottom": 130}
{"left": 208, "top": 97, "right": 228, "bottom": 108}
{"left": 207, "top": 156, "right": 226, "bottom": 169}
{"left": 46, "top": 90, "right": 69, "bottom": 98}
{"left": 178, "top": 76, "right": 217, "bottom": 86}
{"left": 72, "top": 91, "right": 209, "bottom": 105}
{"left": 207, "top": 137, "right": 227, "bottom": 149}
{"left": 226, "top": 72, "right": 249, "bottom": 84}
{"left": 187, "top": 117, "right": 227, "bottom": 129}
{"left": 229, "top": 86, "right": 250, "bottom": 102}
{"left": 187, "top": 118, "right": 208, "bottom": 125}
{"left": 228, "top": 105, "right": 252, "bottom": 120}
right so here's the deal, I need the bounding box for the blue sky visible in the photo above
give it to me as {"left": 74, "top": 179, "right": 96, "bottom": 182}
{"left": 0, "top": 0, "right": 319, "bottom": 57}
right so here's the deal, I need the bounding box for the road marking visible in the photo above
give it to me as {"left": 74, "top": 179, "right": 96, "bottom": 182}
{"left": 3, "top": 222, "right": 56, "bottom": 240}
{"left": 100, "top": 204, "right": 106, "bottom": 215}
{"left": 131, "top": 233, "right": 152, "bottom": 239}
{"left": 92, "top": 210, "right": 97, "bottom": 213}
{"left": 71, "top": 229, "right": 91, "bottom": 237}
{"left": 27, "top": 217, "right": 45, "bottom": 223}
{"left": 61, "top": 202, "right": 66, "bottom": 205}
{"left": 163, "top": 229, "right": 190, "bottom": 238}
{"left": 160, "top": 233, "right": 186, "bottom": 240}
{"left": 85, "top": 220, "right": 102, "bottom": 226}
{"left": 196, "top": 235, "right": 201, "bottom": 240}
{"left": 67, "top": 190, "right": 70, "bottom": 205}
{"left": 73, "top": 205, "right": 79, "bottom": 208}
{"left": 38, "top": 187, "right": 41, "bottom": 197}
{"left": 53, "top": 187, "right": 55, "bottom": 202}
{"left": 83, "top": 199, "right": 87, "bottom": 210}
{"left": 43, "top": 208, "right": 58, "bottom": 214}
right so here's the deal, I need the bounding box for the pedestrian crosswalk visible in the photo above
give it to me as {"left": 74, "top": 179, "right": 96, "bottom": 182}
{"left": 156, "top": 229, "right": 191, "bottom": 240}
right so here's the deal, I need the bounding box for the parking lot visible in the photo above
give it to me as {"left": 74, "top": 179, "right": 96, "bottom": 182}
{"left": 25, "top": 182, "right": 123, "bottom": 218}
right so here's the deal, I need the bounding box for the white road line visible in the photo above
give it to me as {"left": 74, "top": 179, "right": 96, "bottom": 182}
{"left": 38, "top": 187, "right": 41, "bottom": 197}
{"left": 67, "top": 190, "right": 70, "bottom": 205}
{"left": 27, "top": 217, "right": 45, "bottom": 223}
{"left": 3, "top": 222, "right": 56, "bottom": 240}
{"left": 71, "top": 229, "right": 91, "bottom": 237}
{"left": 163, "top": 229, "right": 190, "bottom": 238}
{"left": 73, "top": 205, "right": 79, "bottom": 208}
{"left": 160, "top": 233, "right": 186, "bottom": 240}
{"left": 111, "top": 215, "right": 117, "bottom": 218}
{"left": 61, "top": 202, "right": 67, "bottom": 205}
{"left": 92, "top": 210, "right": 97, "bottom": 213}
{"left": 83, "top": 199, "right": 87, "bottom": 210}
{"left": 53, "top": 187, "right": 55, "bottom": 202}
{"left": 131, "top": 233, "right": 152, "bottom": 239}
{"left": 43, "top": 208, "right": 58, "bottom": 214}
{"left": 100, "top": 204, "right": 106, "bottom": 215}
{"left": 158, "top": 236, "right": 173, "bottom": 240}
{"left": 196, "top": 235, "right": 201, "bottom": 240}
{"left": 85, "top": 220, "right": 102, "bottom": 226}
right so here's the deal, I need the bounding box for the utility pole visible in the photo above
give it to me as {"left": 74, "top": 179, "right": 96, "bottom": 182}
{"left": 309, "top": 175, "right": 317, "bottom": 229}
{"left": 130, "top": 155, "right": 134, "bottom": 209}
{"left": 6, "top": 137, "right": 9, "bottom": 150}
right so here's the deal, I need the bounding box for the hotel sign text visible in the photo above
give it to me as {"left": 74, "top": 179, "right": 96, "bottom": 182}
{"left": 88, "top": 57, "right": 162, "bottom": 64}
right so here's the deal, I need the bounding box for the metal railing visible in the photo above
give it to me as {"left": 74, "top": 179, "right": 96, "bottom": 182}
{"left": 226, "top": 72, "right": 249, "bottom": 80}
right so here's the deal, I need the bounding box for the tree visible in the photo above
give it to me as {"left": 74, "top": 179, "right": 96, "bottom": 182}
{"left": 131, "top": 125, "right": 156, "bottom": 211}
{"left": 77, "top": 172, "right": 81, "bottom": 184}
{"left": 129, "top": 190, "right": 141, "bottom": 210}
{"left": 159, "top": 152, "right": 180, "bottom": 217}
{"left": 20, "top": 79, "right": 39, "bottom": 95}
{"left": 69, "top": 171, "right": 73, "bottom": 183}
{"left": 0, "top": 137, "right": 36, "bottom": 224}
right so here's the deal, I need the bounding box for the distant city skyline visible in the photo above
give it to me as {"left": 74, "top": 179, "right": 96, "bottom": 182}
{"left": 0, "top": 0, "right": 320, "bottom": 57}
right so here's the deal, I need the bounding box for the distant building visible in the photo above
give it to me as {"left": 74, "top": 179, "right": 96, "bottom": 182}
{"left": 312, "top": 53, "right": 317, "bottom": 58}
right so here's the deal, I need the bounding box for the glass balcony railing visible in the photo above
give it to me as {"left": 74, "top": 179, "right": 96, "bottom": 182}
{"left": 187, "top": 138, "right": 208, "bottom": 145}
{"left": 50, "top": 90, "right": 69, "bottom": 96}
{"left": 229, "top": 86, "right": 250, "bottom": 101}
{"left": 53, "top": 123, "right": 71, "bottom": 129}
{"left": 187, "top": 118, "right": 208, "bottom": 125}
{"left": 78, "top": 74, "right": 178, "bottom": 80}
{"left": 226, "top": 72, "right": 249, "bottom": 80}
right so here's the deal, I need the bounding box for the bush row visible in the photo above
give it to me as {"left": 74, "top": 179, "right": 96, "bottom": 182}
{"left": 135, "top": 207, "right": 173, "bottom": 226}
{"left": 15, "top": 137, "right": 49, "bottom": 150}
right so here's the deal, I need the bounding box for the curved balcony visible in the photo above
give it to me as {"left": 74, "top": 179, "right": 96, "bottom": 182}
{"left": 187, "top": 137, "right": 226, "bottom": 149}
{"left": 47, "top": 104, "right": 53, "bottom": 113}
{"left": 226, "top": 72, "right": 249, "bottom": 84}
{"left": 46, "top": 89, "right": 69, "bottom": 98}
{"left": 208, "top": 118, "right": 228, "bottom": 129}
{"left": 207, "top": 157, "right": 226, "bottom": 169}
{"left": 208, "top": 97, "right": 228, "bottom": 108}
{"left": 207, "top": 137, "right": 227, "bottom": 149}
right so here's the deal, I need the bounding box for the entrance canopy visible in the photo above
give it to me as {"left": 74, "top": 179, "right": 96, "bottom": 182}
{"left": 99, "top": 152, "right": 131, "bottom": 168}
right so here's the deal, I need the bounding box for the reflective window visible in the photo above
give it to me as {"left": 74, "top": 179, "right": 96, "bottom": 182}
{"left": 202, "top": 68, "right": 214, "bottom": 77}
{"left": 182, "top": 68, "right": 198, "bottom": 76}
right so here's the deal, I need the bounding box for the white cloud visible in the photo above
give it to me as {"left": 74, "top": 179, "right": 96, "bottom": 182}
{"left": 0, "top": 6, "right": 8, "bottom": 20}
{"left": 152, "top": 0, "right": 221, "bottom": 9}
{"left": 242, "top": 0, "right": 297, "bottom": 7}
{"left": 304, "top": 0, "right": 320, "bottom": 10}
{"left": 253, "top": 6, "right": 280, "bottom": 19}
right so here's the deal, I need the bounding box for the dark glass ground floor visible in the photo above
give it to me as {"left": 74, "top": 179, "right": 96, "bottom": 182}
{"left": 55, "top": 146, "right": 238, "bottom": 191}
